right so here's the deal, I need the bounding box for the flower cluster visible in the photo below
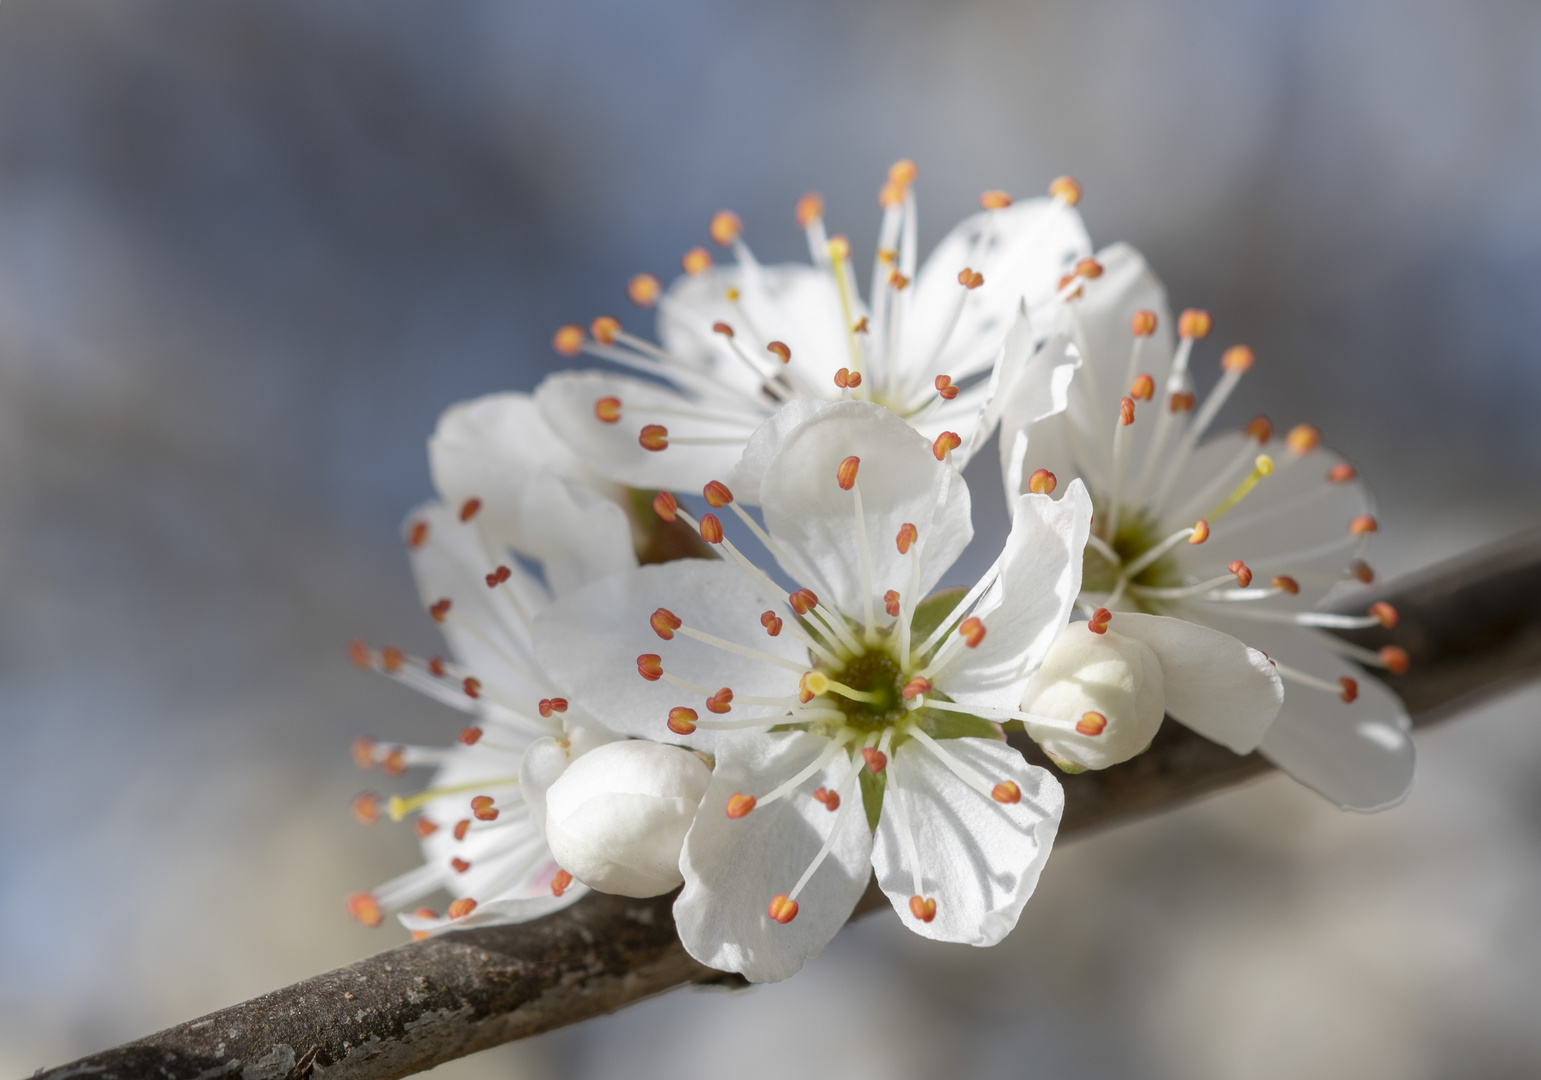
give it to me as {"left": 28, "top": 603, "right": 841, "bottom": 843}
{"left": 343, "top": 163, "right": 1413, "bottom": 981}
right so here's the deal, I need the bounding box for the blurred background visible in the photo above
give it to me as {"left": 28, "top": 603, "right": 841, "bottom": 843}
{"left": 3, "top": 1, "right": 1541, "bottom": 1077}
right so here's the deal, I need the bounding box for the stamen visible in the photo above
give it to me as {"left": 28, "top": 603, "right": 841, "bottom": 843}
{"left": 1381, "top": 646, "right": 1410, "bottom": 674}
{"left": 1130, "top": 373, "right": 1155, "bottom": 401}
{"left": 637, "top": 653, "right": 663, "bottom": 680}
{"left": 594, "top": 396, "right": 622, "bottom": 423}
{"left": 761, "top": 610, "right": 784, "bottom": 636}
{"left": 458, "top": 727, "right": 482, "bottom": 745}
{"left": 958, "top": 617, "right": 986, "bottom": 647}
{"left": 1049, "top": 175, "right": 1082, "bottom": 205}
{"left": 699, "top": 514, "right": 724, "bottom": 544}
{"left": 1087, "top": 608, "right": 1112, "bottom": 634}
{"left": 386, "top": 775, "right": 520, "bottom": 821}
{"left": 429, "top": 598, "right": 452, "bottom": 623}
{"left": 1205, "top": 455, "right": 1274, "bottom": 521}
{"left": 706, "top": 688, "right": 734, "bottom": 714}
{"left": 862, "top": 747, "right": 888, "bottom": 773}
{"left": 447, "top": 898, "right": 477, "bottom": 920}
{"left": 1351, "top": 560, "right": 1375, "bottom": 583}
{"left": 767, "top": 341, "right": 791, "bottom": 364}
{"left": 1350, "top": 515, "right": 1378, "bottom": 535}
{"left": 537, "top": 697, "right": 568, "bottom": 717}
{"left": 1076, "top": 711, "right": 1108, "bottom": 735}
{"left": 727, "top": 792, "right": 757, "bottom": 818}
{"left": 902, "top": 676, "right": 931, "bottom": 699}
{"left": 639, "top": 425, "right": 669, "bottom": 451}
{"left": 813, "top": 786, "right": 840, "bottom": 811}
{"left": 896, "top": 523, "right": 918, "bottom": 553}
{"left": 1329, "top": 463, "right": 1358, "bottom": 483}
{"left": 768, "top": 894, "right": 799, "bottom": 924}
{"left": 471, "top": 795, "right": 499, "bottom": 822}
{"left": 1229, "top": 561, "right": 1254, "bottom": 587}
{"left": 837, "top": 455, "right": 860, "bottom": 490}
{"left": 553, "top": 325, "right": 584, "bottom": 356}
{"left": 352, "top": 792, "right": 381, "bottom": 825}
{"left": 1272, "top": 575, "right": 1300, "bottom": 594}
{"left": 653, "top": 492, "right": 678, "bottom": 521}
{"left": 909, "top": 895, "right": 938, "bottom": 922}
{"left": 1287, "top": 424, "right": 1322, "bottom": 456}
{"left": 710, "top": 211, "right": 742, "bottom": 246}
{"left": 704, "top": 480, "right": 733, "bottom": 507}
{"left": 590, "top": 316, "right": 621, "bottom": 345}
{"left": 1370, "top": 601, "right": 1398, "bottom": 628}
{"left": 347, "top": 892, "right": 384, "bottom": 927}
{"left": 1029, "top": 469, "right": 1057, "bottom": 495}
{"left": 958, "top": 268, "right": 985, "bottom": 290}
{"left": 1132, "top": 310, "right": 1157, "bottom": 336}
{"left": 934, "top": 374, "right": 959, "bottom": 400}
{"left": 933, "top": 431, "right": 962, "bottom": 460}
{"left": 980, "top": 189, "right": 1012, "bottom": 210}
{"left": 668, "top": 707, "right": 698, "bottom": 735}
{"left": 885, "top": 589, "right": 901, "bottom": 617}
{"left": 628, "top": 274, "right": 661, "bottom": 308}
{"left": 651, "top": 608, "right": 682, "bottom": 639}
{"left": 992, "top": 781, "right": 1021, "bottom": 804}
{"left": 796, "top": 192, "right": 824, "bottom": 228}
{"left": 551, "top": 871, "right": 574, "bottom": 897}
{"left": 682, "top": 247, "right": 712, "bottom": 275}
{"left": 1177, "top": 309, "right": 1213, "bottom": 340}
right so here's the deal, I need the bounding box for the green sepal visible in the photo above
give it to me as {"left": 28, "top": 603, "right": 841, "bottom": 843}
{"left": 859, "top": 765, "right": 886, "bottom": 833}
{"left": 917, "top": 708, "right": 1006, "bottom": 742}
{"left": 909, "top": 586, "right": 969, "bottom": 645}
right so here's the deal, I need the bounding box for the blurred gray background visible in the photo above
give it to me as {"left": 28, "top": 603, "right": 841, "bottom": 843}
{"left": 3, "top": 2, "right": 1541, "bottom": 1078}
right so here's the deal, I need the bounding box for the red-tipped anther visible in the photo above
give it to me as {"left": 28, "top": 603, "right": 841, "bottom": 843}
{"left": 628, "top": 273, "right": 662, "bottom": 308}
{"left": 1169, "top": 391, "right": 1196, "bottom": 413}
{"left": 462, "top": 677, "right": 481, "bottom": 700}
{"left": 726, "top": 793, "right": 756, "bottom": 819}
{"left": 862, "top": 747, "right": 888, "bottom": 774}
{"left": 410, "top": 908, "right": 438, "bottom": 938}
{"left": 1328, "top": 462, "right": 1358, "bottom": 483}
{"left": 1287, "top": 424, "right": 1322, "bottom": 455}
{"left": 1370, "top": 601, "right": 1398, "bottom": 628}
{"left": 639, "top": 424, "right": 669, "bottom": 451}
{"left": 712, "top": 321, "right": 735, "bottom": 339}
{"left": 1246, "top": 416, "right": 1273, "bottom": 443}
{"left": 1119, "top": 396, "right": 1136, "bottom": 426}
{"left": 710, "top": 210, "right": 742, "bottom": 246}
{"left": 1131, "top": 309, "right": 1157, "bottom": 336}
{"left": 682, "top": 247, "right": 712, "bottom": 275}
{"left": 1087, "top": 608, "right": 1112, "bottom": 634}
{"left": 760, "top": 610, "right": 784, "bottom": 637}
{"left": 1339, "top": 677, "right": 1359, "bottom": 703}
{"left": 980, "top": 190, "right": 1012, "bottom": 210}
{"left": 1229, "top": 561, "right": 1253, "bottom": 588}
{"left": 1221, "top": 345, "right": 1255, "bottom": 372}
{"left": 1076, "top": 257, "right": 1103, "bottom": 280}
{"left": 1272, "top": 575, "right": 1300, "bottom": 595}
{"left": 935, "top": 374, "right": 959, "bottom": 400}
{"left": 846, "top": 368, "right": 863, "bottom": 386}
{"left": 351, "top": 736, "right": 376, "bottom": 770}
{"left": 1049, "top": 175, "right": 1082, "bottom": 205}
{"left": 407, "top": 519, "right": 430, "bottom": 550}
{"left": 767, "top": 341, "right": 792, "bottom": 364}
{"left": 699, "top": 514, "right": 724, "bottom": 544}
{"left": 1380, "top": 646, "right": 1411, "bottom": 674}
{"left": 453, "top": 819, "right": 470, "bottom": 841}
{"left": 650, "top": 608, "right": 682, "bottom": 639}
{"left": 957, "top": 268, "right": 985, "bottom": 290}
{"left": 768, "top": 894, "right": 799, "bottom": 924}
{"left": 447, "top": 898, "right": 477, "bottom": 920}
{"left": 428, "top": 656, "right": 447, "bottom": 677}
{"left": 837, "top": 455, "right": 860, "bottom": 490}
{"left": 348, "top": 639, "right": 372, "bottom": 669}
{"left": 451, "top": 857, "right": 471, "bottom": 874}
{"left": 429, "top": 598, "right": 452, "bottom": 623}
{"left": 637, "top": 653, "right": 663, "bottom": 681}
{"left": 550, "top": 870, "right": 573, "bottom": 898}
{"left": 590, "top": 316, "right": 621, "bottom": 345}
{"left": 379, "top": 647, "right": 404, "bottom": 674}
{"left": 1350, "top": 514, "right": 1378, "bottom": 535}
{"left": 382, "top": 747, "right": 406, "bottom": 776}
{"left": 346, "top": 891, "right": 384, "bottom": 928}
{"left": 459, "top": 727, "right": 483, "bottom": 745}
{"left": 1178, "top": 309, "right": 1212, "bottom": 339}
{"left": 351, "top": 792, "right": 381, "bottom": 825}
{"left": 594, "top": 396, "right": 622, "bottom": 424}
{"left": 888, "top": 159, "right": 918, "bottom": 187}
{"left": 992, "top": 781, "right": 1022, "bottom": 804}
{"left": 538, "top": 697, "right": 563, "bottom": 717}
{"left": 471, "top": 795, "right": 499, "bottom": 822}
{"left": 1077, "top": 711, "right": 1108, "bottom": 736}
{"left": 909, "top": 895, "right": 938, "bottom": 922}
{"left": 884, "top": 589, "right": 901, "bottom": 617}
{"left": 1350, "top": 559, "right": 1376, "bottom": 584}
{"left": 1028, "top": 468, "right": 1057, "bottom": 495}
{"left": 485, "top": 566, "right": 512, "bottom": 588}
{"left": 902, "top": 676, "right": 931, "bottom": 700}
{"left": 933, "top": 431, "right": 962, "bottom": 460}
{"left": 896, "top": 522, "right": 918, "bottom": 554}
{"left": 703, "top": 480, "right": 734, "bottom": 508}
{"left": 834, "top": 366, "right": 854, "bottom": 390}
{"left": 415, "top": 818, "right": 438, "bottom": 838}
{"left": 706, "top": 688, "right": 734, "bottom": 714}
{"left": 1190, "top": 520, "right": 1210, "bottom": 544}
{"left": 813, "top": 786, "right": 841, "bottom": 811}
{"left": 1130, "top": 373, "right": 1155, "bottom": 402}
{"left": 652, "top": 491, "right": 678, "bottom": 522}
{"left": 795, "top": 191, "right": 824, "bottom": 227}
{"left": 889, "top": 270, "right": 911, "bottom": 290}
{"left": 959, "top": 616, "right": 986, "bottom": 647}
{"left": 789, "top": 588, "right": 819, "bottom": 614}
{"left": 668, "top": 707, "right": 698, "bottom": 735}
{"left": 553, "top": 325, "right": 584, "bottom": 356}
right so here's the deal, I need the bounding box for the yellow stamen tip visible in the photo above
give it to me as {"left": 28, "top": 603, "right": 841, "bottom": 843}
{"left": 1255, "top": 454, "right": 1275, "bottom": 476}
{"left": 387, "top": 795, "right": 408, "bottom": 822}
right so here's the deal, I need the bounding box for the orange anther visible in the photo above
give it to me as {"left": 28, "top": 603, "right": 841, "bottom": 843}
{"left": 828, "top": 235, "right": 851, "bottom": 261}
{"left": 428, "top": 656, "right": 447, "bottom": 677}
{"left": 429, "top": 598, "right": 453, "bottom": 624}
{"left": 351, "top": 735, "right": 376, "bottom": 770}
{"left": 1177, "top": 309, "right": 1212, "bottom": 339}
{"left": 1229, "top": 561, "right": 1253, "bottom": 588}
{"left": 768, "top": 894, "right": 799, "bottom": 924}
{"left": 837, "top": 455, "right": 861, "bottom": 490}
{"left": 1130, "top": 373, "right": 1155, "bottom": 401}
{"left": 889, "top": 270, "right": 910, "bottom": 290}
{"left": 682, "top": 247, "right": 712, "bottom": 275}
{"left": 703, "top": 480, "right": 734, "bottom": 507}
{"left": 992, "top": 781, "right": 1022, "bottom": 804}
{"left": 1339, "top": 677, "right": 1359, "bottom": 703}
{"left": 896, "top": 522, "right": 918, "bottom": 554}
{"left": 980, "top": 190, "right": 1012, "bottom": 210}
{"left": 834, "top": 367, "right": 853, "bottom": 389}
{"left": 637, "top": 653, "right": 663, "bottom": 681}
{"left": 1119, "top": 396, "right": 1136, "bottom": 426}
{"left": 901, "top": 676, "right": 931, "bottom": 700}
{"left": 627, "top": 273, "right": 662, "bottom": 308}
{"left": 553, "top": 324, "right": 584, "bottom": 356}
{"left": 1246, "top": 416, "right": 1273, "bottom": 443}
{"left": 1190, "top": 519, "right": 1210, "bottom": 544}
{"left": 1048, "top": 175, "right": 1082, "bottom": 205}
{"left": 668, "top": 706, "right": 698, "bottom": 735}
{"left": 451, "top": 857, "right": 471, "bottom": 874}
{"left": 1380, "top": 645, "right": 1411, "bottom": 674}
{"left": 889, "top": 159, "right": 919, "bottom": 187}
{"left": 1077, "top": 711, "right": 1108, "bottom": 736}
{"left": 884, "top": 590, "right": 901, "bottom": 617}
{"left": 1287, "top": 424, "right": 1322, "bottom": 455}
{"left": 726, "top": 793, "right": 757, "bottom": 819}
{"left": 712, "top": 321, "right": 734, "bottom": 338}
{"left": 415, "top": 818, "right": 438, "bottom": 838}
{"left": 485, "top": 565, "right": 512, "bottom": 588}
{"left": 934, "top": 374, "right": 959, "bottom": 400}
{"left": 347, "top": 639, "right": 372, "bottom": 669}
{"left": 767, "top": 341, "right": 791, "bottom": 364}
{"left": 652, "top": 491, "right": 678, "bottom": 521}
{"left": 1131, "top": 309, "right": 1157, "bottom": 337}
{"left": 1028, "top": 469, "right": 1057, "bottom": 495}
{"left": 699, "top": 514, "right": 724, "bottom": 544}
{"left": 1350, "top": 514, "right": 1378, "bottom": 535}
{"left": 862, "top": 747, "right": 888, "bottom": 774}
{"left": 639, "top": 424, "right": 669, "bottom": 451}
{"left": 380, "top": 646, "right": 404, "bottom": 674}
{"left": 351, "top": 792, "right": 381, "bottom": 825}
{"left": 537, "top": 697, "right": 561, "bottom": 717}
{"left": 789, "top": 588, "right": 819, "bottom": 614}
{"left": 813, "top": 786, "right": 841, "bottom": 812}
{"left": 760, "top": 611, "right": 784, "bottom": 637}
{"left": 382, "top": 747, "right": 406, "bottom": 776}
{"left": 1271, "top": 575, "right": 1300, "bottom": 595}
{"left": 593, "top": 396, "right": 623, "bottom": 425}
{"left": 710, "top": 210, "right": 742, "bottom": 246}
{"left": 463, "top": 677, "right": 481, "bottom": 699}
{"left": 933, "top": 431, "right": 962, "bottom": 460}
{"left": 459, "top": 727, "right": 483, "bottom": 745}
{"left": 845, "top": 368, "right": 863, "bottom": 386}
{"left": 957, "top": 268, "right": 985, "bottom": 289}
{"left": 589, "top": 316, "right": 621, "bottom": 345}
{"left": 909, "top": 895, "right": 938, "bottom": 922}
{"left": 346, "top": 891, "right": 383, "bottom": 928}
{"left": 878, "top": 181, "right": 904, "bottom": 208}
{"left": 1076, "top": 258, "right": 1103, "bottom": 280}
{"left": 796, "top": 192, "right": 825, "bottom": 227}
{"left": 1350, "top": 559, "right": 1375, "bottom": 584}
{"left": 471, "top": 795, "right": 498, "bottom": 822}
{"left": 407, "top": 519, "right": 430, "bottom": 550}
{"left": 447, "top": 898, "right": 477, "bottom": 920}
{"left": 1328, "top": 463, "right": 1358, "bottom": 483}
{"left": 959, "top": 616, "right": 986, "bottom": 647}
{"left": 550, "top": 870, "right": 573, "bottom": 898}
{"left": 1087, "top": 608, "right": 1112, "bottom": 634}
{"left": 1370, "top": 601, "right": 1398, "bottom": 628}
{"left": 706, "top": 688, "right": 734, "bottom": 714}
{"left": 411, "top": 907, "right": 438, "bottom": 940}
{"left": 650, "top": 608, "right": 682, "bottom": 639}
{"left": 1169, "top": 391, "right": 1196, "bottom": 413}
{"left": 1221, "top": 345, "right": 1255, "bottom": 372}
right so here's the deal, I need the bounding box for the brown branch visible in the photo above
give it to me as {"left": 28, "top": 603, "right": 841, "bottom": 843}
{"left": 36, "top": 530, "right": 1541, "bottom": 1080}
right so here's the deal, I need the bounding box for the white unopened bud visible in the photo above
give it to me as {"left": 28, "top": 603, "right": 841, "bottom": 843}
{"left": 1020, "top": 621, "right": 1165, "bottom": 771}
{"left": 544, "top": 740, "right": 712, "bottom": 897}
{"left": 517, "top": 719, "right": 621, "bottom": 838}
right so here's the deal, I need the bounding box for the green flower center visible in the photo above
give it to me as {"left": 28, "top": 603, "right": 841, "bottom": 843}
{"left": 825, "top": 648, "right": 907, "bottom": 732}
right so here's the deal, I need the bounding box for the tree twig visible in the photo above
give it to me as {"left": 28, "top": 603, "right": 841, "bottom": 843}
{"left": 34, "top": 529, "right": 1541, "bottom": 1080}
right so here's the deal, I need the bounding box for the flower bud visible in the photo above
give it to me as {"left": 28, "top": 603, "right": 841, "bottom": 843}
{"left": 543, "top": 740, "right": 712, "bottom": 898}
{"left": 1020, "top": 622, "right": 1165, "bottom": 771}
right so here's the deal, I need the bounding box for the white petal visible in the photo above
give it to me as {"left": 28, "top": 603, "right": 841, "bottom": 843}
{"left": 759, "top": 401, "right": 971, "bottom": 620}
{"left": 513, "top": 471, "right": 636, "bottom": 596}
{"left": 676, "top": 732, "right": 872, "bottom": 983}
{"left": 874, "top": 737, "right": 1062, "bottom": 945}
{"left": 1110, "top": 611, "right": 1283, "bottom": 754}
{"left": 995, "top": 331, "right": 1081, "bottom": 500}
{"left": 533, "top": 559, "right": 808, "bottom": 752}
{"left": 936, "top": 480, "right": 1091, "bottom": 709}
{"left": 727, "top": 398, "right": 839, "bottom": 505}
{"left": 1020, "top": 623, "right": 1166, "bottom": 770}
{"left": 399, "top": 887, "right": 587, "bottom": 936}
